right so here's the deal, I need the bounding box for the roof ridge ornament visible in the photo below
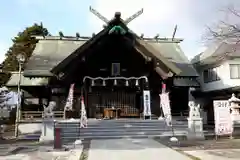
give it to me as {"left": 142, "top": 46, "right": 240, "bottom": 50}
{"left": 89, "top": 6, "right": 143, "bottom": 26}
{"left": 172, "top": 25, "right": 178, "bottom": 41}
{"left": 59, "top": 31, "right": 64, "bottom": 39}
{"left": 89, "top": 6, "right": 109, "bottom": 24}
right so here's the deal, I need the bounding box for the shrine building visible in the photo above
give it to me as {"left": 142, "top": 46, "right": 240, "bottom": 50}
{"left": 6, "top": 11, "right": 199, "bottom": 119}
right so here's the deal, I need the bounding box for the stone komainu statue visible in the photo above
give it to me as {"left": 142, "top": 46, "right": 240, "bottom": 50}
{"left": 43, "top": 101, "right": 56, "bottom": 118}
{"left": 189, "top": 101, "right": 200, "bottom": 119}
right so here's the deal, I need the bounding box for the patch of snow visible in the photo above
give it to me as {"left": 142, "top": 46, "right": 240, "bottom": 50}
{"left": 19, "top": 123, "right": 42, "bottom": 134}
{"left": 170, "top": 137, "right": 179, "bottom": 142}
{"left": 74, "top": 139, "right": 82, "bottom": 145}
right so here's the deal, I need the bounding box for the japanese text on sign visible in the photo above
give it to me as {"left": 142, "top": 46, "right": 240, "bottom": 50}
{"left": 213, "top": 100, "right": 233, "bottom": 136}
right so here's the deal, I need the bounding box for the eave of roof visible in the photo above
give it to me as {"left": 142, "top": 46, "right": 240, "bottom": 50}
{"left": 135, "top": 39, "right": 182, "bottom": 75}
{"left": 6, "top": 72, "right": 49, "bottom": 87}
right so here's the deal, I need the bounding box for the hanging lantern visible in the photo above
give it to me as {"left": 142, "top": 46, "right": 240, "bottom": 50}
{"left": 103, "top": 80, "right": 106, "bottom": 86}
{"left": 125, "top": 80, "right": 129, "bottom": 86}
{"left": 91, "top": 80, "right": 95, "bottom": 86}
{"left": 135, "top": 79, "right": 139, "bottom": 86}
{"left": 114, "top": 79, "right": 117, "bottom": 86}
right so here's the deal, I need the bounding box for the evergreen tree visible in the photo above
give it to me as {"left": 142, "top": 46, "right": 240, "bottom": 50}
{"left": 0, "top": 23, "right": 50, "bottom": 85}
{"left": 0, "top": 87, "right": 9, "bottom": 108}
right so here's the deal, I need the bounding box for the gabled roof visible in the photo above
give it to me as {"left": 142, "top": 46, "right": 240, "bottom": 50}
{"left": 50, "top": 21, "right": 182, "bottom": 77}
{"left": 23, "top": 21, "right": 199, "bottom": 78}
{"left": 24, "top": 39, "right": 86, "bottom": 77}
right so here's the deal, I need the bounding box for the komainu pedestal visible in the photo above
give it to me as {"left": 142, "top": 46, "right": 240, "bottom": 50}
{"left": 187, "top": 101, "right": 204, "bottom": 140}
{"left": 39, "top": 101, "right": 56, "bottom": 143}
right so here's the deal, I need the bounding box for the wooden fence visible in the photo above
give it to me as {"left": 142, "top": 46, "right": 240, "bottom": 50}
{"left": 19, "top": 111, "right": 64, "bottom": 122}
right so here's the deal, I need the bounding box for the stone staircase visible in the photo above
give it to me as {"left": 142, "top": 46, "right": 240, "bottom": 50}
{"left": 57, "top": 119, "right": 188, "bottom": 143}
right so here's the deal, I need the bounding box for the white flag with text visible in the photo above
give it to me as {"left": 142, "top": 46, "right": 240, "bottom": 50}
{"left": 64, "top": 84, "right": 75, "bottom": 111}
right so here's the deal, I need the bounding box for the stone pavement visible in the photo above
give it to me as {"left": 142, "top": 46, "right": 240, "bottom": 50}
{"left": 0, "top": 145, "right": 82, "bottom": 160}
{"left": 157, "top": 138, "right": 240, "bottom": 160}
{"left": 87, "top": 138, "right": 192, "bottom": 160}
{"left": 185, "top": 149, "right": 240, "bottom": 160}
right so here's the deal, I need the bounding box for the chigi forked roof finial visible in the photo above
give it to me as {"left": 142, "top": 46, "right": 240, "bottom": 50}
{"left": 89, "top": 6, "right": 143, "bottom": 26}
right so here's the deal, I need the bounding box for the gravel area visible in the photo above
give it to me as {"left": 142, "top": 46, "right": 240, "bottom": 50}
{"left": 154, "top": 137, "right": 240, "bottom": 151}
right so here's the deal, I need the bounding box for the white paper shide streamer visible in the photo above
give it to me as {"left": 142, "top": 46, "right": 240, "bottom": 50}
{"left": 160, "top": 92, "right": 172, "bottom": 126}
{"left": 64, "top": 84, "right": 75, "bottom": 111}
{"left": 80, "top": 96, "right": 88, "bottom": 128}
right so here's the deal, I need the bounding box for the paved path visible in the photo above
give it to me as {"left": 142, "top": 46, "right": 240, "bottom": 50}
{"left": 0, "top": 145, "right": 82, "bottom": 160}
{"left": 185, "top": 149, "right": 240, "bottom": 160}
{"left": 88, "top": 138, "right": 192, "bottom": 160}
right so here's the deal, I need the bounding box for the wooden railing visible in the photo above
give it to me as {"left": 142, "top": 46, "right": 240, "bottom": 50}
{"left": 20, "top": 111, "right": 64, "bottom": 122}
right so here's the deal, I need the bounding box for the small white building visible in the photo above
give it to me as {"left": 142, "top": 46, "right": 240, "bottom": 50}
{"left": 191, "top": 40, "right": 240, "bottom": 123}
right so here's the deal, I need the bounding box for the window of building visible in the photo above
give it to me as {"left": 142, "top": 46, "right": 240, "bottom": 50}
{"left": 203, "top": 66, "right": 221, "bottom": 83}
{"left": 111, "top": 63, "right": 120, "bottom": 76}
{"left": 230, "top": 64, "right": 240, "bottom": 79}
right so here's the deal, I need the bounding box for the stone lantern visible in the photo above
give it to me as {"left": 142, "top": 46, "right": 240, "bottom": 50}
{"left": 229, "top": 93, "right": 240, "bottom": 121}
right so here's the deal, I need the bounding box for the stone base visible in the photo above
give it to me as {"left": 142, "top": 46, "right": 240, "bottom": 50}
{"left": 39, "top": 120, "right": 54, "bottom": 143}
{"left": 187, "top": 131, "right": 205, "bottom": 140}
{"left": 187, "top": 118, "right": 205, "bottom": 140}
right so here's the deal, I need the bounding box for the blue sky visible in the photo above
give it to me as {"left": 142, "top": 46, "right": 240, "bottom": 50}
{"left": 0, "top": 0, "right": 238, "bottom": 63}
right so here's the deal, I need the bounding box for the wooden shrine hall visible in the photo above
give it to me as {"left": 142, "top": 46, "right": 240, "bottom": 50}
{"left": 6, "top": 8, "right": 199, "bottom": 119}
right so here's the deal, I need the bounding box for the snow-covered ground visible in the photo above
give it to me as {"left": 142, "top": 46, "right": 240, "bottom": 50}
{"left": 0, "top": 146, "right": 83, "bottom": 160}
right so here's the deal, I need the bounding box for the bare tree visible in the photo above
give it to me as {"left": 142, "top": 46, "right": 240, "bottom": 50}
{"left": 205, "top": 5, "right": 240, "bottom": 42}
{"left": 202, "top": 5, "right": 240, "bottom": 58}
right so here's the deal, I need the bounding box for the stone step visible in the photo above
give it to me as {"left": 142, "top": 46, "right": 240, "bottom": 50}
{"left": 63, "top": 126, "right": 172, "bottom": 134}
{"left": 80, "top": 128, "right": 171, "bottom": 133}
{"left": 57, "top": 123, "right": 187, "bottom": 129}
{"left": 79, "top": 125, "right": 171, "bottom": 130}
{"left": 57, "top": 119, "right": 189, "bottom": 141}
{"left": 87, "top": 119, "right": 165, "bottom": 123}
{"left": 79, "top": 131, "right": 172, "bottom": 137}
{"left": 58, "top": 119, "right": 166, "bottom": 124}
{"left": 79, "top": 131, "right": 188, "bottom": 139}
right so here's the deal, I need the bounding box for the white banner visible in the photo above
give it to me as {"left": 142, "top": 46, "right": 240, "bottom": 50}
{"left": 80, "top": 97, "right": 88, "bottom": 128}
{"left": 160, "top": 92, "right": 172, "bottom": 126}
{"left": 64, "top": 84, "right": 75, "bottom": 111}
{"left": 143, "top": 90, "right": 151, "bottom": 116}
{"left": 213, "top": 100, "right": 233, "bottom": 136}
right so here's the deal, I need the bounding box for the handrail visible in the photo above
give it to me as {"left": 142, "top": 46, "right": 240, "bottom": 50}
{"left": 20, "top": 111, "right": 64, "bottom": 120}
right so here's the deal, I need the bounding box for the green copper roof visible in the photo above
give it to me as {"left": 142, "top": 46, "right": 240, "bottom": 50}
{"left": 24, "top": 36, "right": 198, "bottom": 77}
{"left": 24, "top": 40, "right": 86, "bottom": 77}
{"left": 147, "top": 41, "right": 198, "bottom": 77}
{"left": 6, "top": 72, "right": 49, "bottom": 86}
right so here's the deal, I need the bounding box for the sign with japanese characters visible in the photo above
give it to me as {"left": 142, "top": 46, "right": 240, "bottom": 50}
{"left": 213, "top": 100, "right": 233, "bottom": 136}
{"left": 143, "top": 90, "right": 151, "bottom": 116}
